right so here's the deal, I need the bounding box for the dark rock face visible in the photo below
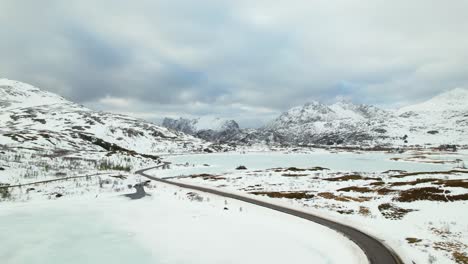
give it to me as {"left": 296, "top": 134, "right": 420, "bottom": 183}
{"left": 162, "top": 117, "right": 244, "bottom": 143}
{"left": 162, "top": 118, "right": 196, "bottom": 135}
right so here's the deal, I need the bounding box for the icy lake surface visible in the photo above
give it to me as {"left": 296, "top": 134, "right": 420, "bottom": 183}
{"left": 0, "top": 202, "right": 155, "bottom": 264}
{"left": 159, "top": 151, "right": 457, "bottom": 177}
{"left": 0, "top": 189, "right": 367, "bottom": 264}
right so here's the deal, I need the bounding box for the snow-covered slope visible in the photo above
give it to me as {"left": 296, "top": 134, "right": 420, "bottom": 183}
{"left": 398, "top": 88, "right": 468, "bottom": 113}
{"left": 387, "top": 88, "right": 468, "bottom": 146}
{"left": 0, "top": 79, "right": 208, "bottom": 154}
{"left": 258, "top": 89, "right": 468, "bottom": 147}
{"left": 162, "top": 116, "right": 242, "bottom": 143}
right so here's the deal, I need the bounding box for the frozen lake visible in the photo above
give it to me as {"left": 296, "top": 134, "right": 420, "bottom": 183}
{"left": 0, "top": 187, "right": 367, "bottom": 264}
{"left": 0, "top": 200, "right": 154, "bottom": 264}
{"left": 158, "top": 151, "right": 458, "bottom": 177}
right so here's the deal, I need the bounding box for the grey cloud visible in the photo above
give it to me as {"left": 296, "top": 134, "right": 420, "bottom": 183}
{"left": 1, "top": 0, "right": 468, "bottom": 127}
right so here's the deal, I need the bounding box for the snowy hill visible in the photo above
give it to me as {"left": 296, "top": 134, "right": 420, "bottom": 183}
{"left": 162, "top": 116, "right": 242, "bottom": 143}
{"left": 387, "top": 88, "right": 468, "bottom": 146}
{"left": 0, "top": 79, "right": 209, "bottom": 154}
{"left": 398, "top": 88, "right": 468, "bottom": 113}
{"left": 257, "top": 89, "right": 468, "bottom": 147}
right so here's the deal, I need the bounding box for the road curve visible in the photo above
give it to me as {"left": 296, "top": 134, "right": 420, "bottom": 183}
{"left": 136, "top": 164, "right": 404, "bottom": 264}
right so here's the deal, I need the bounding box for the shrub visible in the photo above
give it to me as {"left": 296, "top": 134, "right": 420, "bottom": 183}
{"left": 0, "top": 184, "right": 11, "bottom": 199}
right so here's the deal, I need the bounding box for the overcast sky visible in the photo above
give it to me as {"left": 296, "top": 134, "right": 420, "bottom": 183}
{"left": 1, "top": 0, "right": 467, "bottom": 127}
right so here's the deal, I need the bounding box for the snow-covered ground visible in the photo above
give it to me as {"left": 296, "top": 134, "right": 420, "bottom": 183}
{"left": 0, "top": 181, "right": 367, "bottom": 264}
{"left": 157, "top": 150, "right": 457, "bottom": 178}
{"left": 147, "top": 150, "right": 468, "bottom": 264}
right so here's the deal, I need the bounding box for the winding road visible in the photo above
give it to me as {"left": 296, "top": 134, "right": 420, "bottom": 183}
{"left": 136, "top": 164, "right": 404, "bottom": 264}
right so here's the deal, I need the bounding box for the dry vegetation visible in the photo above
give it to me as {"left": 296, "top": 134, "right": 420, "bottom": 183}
{"left": 281, "top": 173, "right": 309, "bottom": 177}
{"left": 392, "top": 170, "right": 468, "bottom": 178}
{"left": 406, "top": 237, "right": 423, "bottom": 244}
{"left": 378, "top": 203, "right": 417, "bottom": 220}
{"left": 189, "top": 174, "right": 226, "bottom": 181}
{"left": 337, "top": 186, "right": 374, "bottom": 193}
{"left": 271, "top": 166, "right": 329, "bottom": 172}
{"left": 395, "top": 187, "right": 468, "bottom": 202}
{"left": 324, "top": 174, "right": 382, "bottom": 181}
{"left": 432, "top": 240, "right": 468, "bottom": 264}
{"left": 317, "top": 192, "right": 371, "bottom": 202}
{"left": 250, "top": 191, "right": 315, "bottom": 199}
{"left": 358, "top": 206, "right": 371, "bottom": 217}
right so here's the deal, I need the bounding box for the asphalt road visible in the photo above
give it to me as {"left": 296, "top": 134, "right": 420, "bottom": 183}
{"left": 136, "top": 164, "right": 404, "bottom": 264}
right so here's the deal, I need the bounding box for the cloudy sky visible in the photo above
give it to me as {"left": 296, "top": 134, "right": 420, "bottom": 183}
{"left": 1, "top": 0, "right": 467, "bottom": 127}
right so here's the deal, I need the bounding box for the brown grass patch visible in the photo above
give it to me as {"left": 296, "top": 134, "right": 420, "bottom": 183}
{"left": 272, "top": 166, "right": 329, "bottom": 172}
{"left": 250, "top": 191, "right": 315, "bottom": 199}
{"left": 406, "top": 237, "right": 422, "bottom": 244}
{"left": 324, "top": 174, "right": 363, "bottom": 181}
{"left": 324, "top": 174, "right": 382, "bottom": 181}
{"left": 392, "top": 170, "right": 468, "bottom": 178}
{"left": 189, "top": 174, "right": 226, "bottom": 181}
{"left": 318, "top": 192, "right": 349, "bottom": 202}
{"left": 436, "top": 179, "right": 468, "bottom": 189}
{"left": 378, "top": 203, "right": 417, "bottom": 220}
{"left": 391, "top": 178, "right": 468, "bottom": 189}
{"left": 395, "top": 187, "right": 468, "bottom": 202}
{"left": 376, "top": 187, "right": 397, "bottom": 195}
{"left": 309, "top": 166, "right": 330, "bottom": 171}
{"left": 358, "top": 206, "right": 371, "bottom": 217}
{"left": 433, "top": 241, "right": 468, "bottom": 264}
{"left": 337, "top": 209, "right": 355, "bottom": 214}
{"left": 338, "top": 186, "right": 396, "bottom": 195}
{"left": 317, "top": 192, "right": 371, "bottom": 202}
{"left": 337, "top": 186, "right": 373, "bottom": 193}
{"left": 285, "top": 167, "right": 307, "bottom": 172}
{"left": 453, "top": 251, "right": 468, "bottom": 264}
{"left": 281, "top": 173, "right": 309, "bottom": 177}
{"left": 390, "top": 178, "right": 438, "bottom": 186}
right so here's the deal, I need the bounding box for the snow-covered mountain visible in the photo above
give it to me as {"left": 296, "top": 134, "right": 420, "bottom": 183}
{"left": 162, "top": 117, "right": 242, "bottom": 143}
{"left": 258, "top": 89, "right": 468, "bottom": 147}
{"left": 14, "top": 76, "right": 463, "bottom": 151}
{"left": 256, "top": 100, "right": 393, "bottom": 146}
{"left": 0, "top": 79, "right": 210, "bottom": 154}
{"left": 162, "top": 89, "right": 468, "bottom": 147}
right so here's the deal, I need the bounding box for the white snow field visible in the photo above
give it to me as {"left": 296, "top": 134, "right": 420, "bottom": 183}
{"left": 0, "top": 183, "right": 367, "bottom": 264}
{"left": 147, "top": 151, "right": 468, "bottom": 264}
